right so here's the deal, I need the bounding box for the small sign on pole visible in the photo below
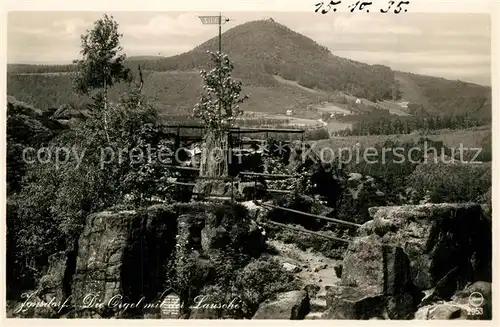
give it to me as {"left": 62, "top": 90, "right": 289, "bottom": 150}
{"left": 198, "top": 15, "right": 221, "bottom": 25}
{"left": 198, "top": 15, "right": 230, "bottom": 25}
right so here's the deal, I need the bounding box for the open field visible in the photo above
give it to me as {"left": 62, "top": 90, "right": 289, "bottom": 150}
{"left": 326, "top": 121, "right": 353, "bottom": 134}
{"left": 243, "top": 111, "right": 323, "bottom": 128}
{"left": 273, "top": 75, "right": 319, "bottom": 94}
{"left": 316, "top": 125, "right": 491, "bottom": 150}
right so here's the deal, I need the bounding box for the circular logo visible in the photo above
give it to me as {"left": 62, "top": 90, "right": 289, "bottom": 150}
{"left": 469, "top": 292, "right": 484, "bottom": 308}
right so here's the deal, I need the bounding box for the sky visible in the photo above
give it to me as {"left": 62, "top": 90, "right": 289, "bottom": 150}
{"left": 7, "top": 11, "right": 492, "bottom": 86}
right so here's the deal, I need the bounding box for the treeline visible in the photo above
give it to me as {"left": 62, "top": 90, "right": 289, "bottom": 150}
{"left": 398, "top": 72, "right": 492, "bottom": 120}
{"left": 7, "top": 64, "right": 76, "bottom": 74}
{"left": 7, "top": 73, "right": 91, "bottom": 110}
{"left": 334, "top": 110, "right": 488, "bottom": 136}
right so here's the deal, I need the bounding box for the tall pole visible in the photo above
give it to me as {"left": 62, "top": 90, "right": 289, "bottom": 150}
{"left": 218, "top": 12, "right": 222, "bottom": 122}
{"left": 198, "top": 13, "right": 230, "bottom": 126}
{"left": 219, "top": 12, "right": 222, "bottom": 54}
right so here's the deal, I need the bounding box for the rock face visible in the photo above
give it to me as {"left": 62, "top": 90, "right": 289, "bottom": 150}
{"left": 252, "top": 291, "right": 310, "bottom": 319}
{"left": 324, "top": 286, "right": 386, "bottom": 319}
{"left": 327, "top": 203, "right": 491, "bottom": 320}
{"left": 415, "top": 302, "right": 468, "bottom": 320}
{"left": 237, "top": 181, "right": 267, "bottom": 201}
{"left": 23, "top": 202, "right": 265, "bottom": 319}
{"left": 193, "top": 180, "right": 236, "bottom": 199}
{"left": 71, "top": 205, "right": 178, "bottom": 318}
{"left": 360, "top": 204, "right": 491, "bottom": 291}
{"left": 176, "top": 203, "right": 266, "bottom": 259}
{"left": 175, "top": 203, "right": 266, "bottom": 319}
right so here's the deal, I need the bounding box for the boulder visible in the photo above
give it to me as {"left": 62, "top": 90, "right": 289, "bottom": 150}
{"left": 194, "top": 203, "right": 266, "bottom": 258}
{"left": 282, "top": 262, "right": 301, "bottom": 273}
{"left": 414, "top": 282, "right": 491, "bottom": 320}
{"left": 252, "top": 291, "right": 310, "bottom": 319}
{"left": 323, "top": 286, "right": 385, "bottom": 319}
{"left": 332, "top": 203, "right": 490, "bottom": 319}
{"left": 192, "top": 180, "right": 236, "bottom": 199}
{"left": 452, "top": 281, "right": 492, "bottom": 320}
{"left": 15, "top": 251, "right": 72, "bottom": 318}
{"left": 360, "top": 204, "right": 491, "bottom": 292}
{"left": 237, "top": 181, "right": 267, "bottom": 201}
{"left": 415, "top": 303, "right": 468, "bottom": 320}
{"left": 304, "top": 284, "right": 321, "bottom": 298}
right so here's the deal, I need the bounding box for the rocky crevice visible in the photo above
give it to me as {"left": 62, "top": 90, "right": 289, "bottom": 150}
{"left": 324, "top": 203, "right": 492, "bottom": 320}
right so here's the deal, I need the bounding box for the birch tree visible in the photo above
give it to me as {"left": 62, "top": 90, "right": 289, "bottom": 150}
{"left": 72, "top": 14, "right": 132, "bottom": 142}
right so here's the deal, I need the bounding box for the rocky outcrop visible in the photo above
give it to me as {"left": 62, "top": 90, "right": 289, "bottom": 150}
{"left": 327, "top": 203, "right": 491, "bottom": 320}
{"left": 192, "top": 180, "right": 237, "bottom": 199}
{"left": 176, "top": 203, "right": 266, "bottom": 259}
{"left": 174, "top": 202, "right": 266, "bottom": 319}
{"left": 336, "top": 173, "right": 388, "bottom": 224}
{"left": 18, "top": 200, "right": 268, "bottom": 320}
{"left": 415, "top": 281, "right": 492, "bottom": 320}
{"left": 21, "top": 202, "right": 266, "bottom": 319}
{"left": 360, "top": 203, "right": 491, "bottom": 291}
{"left": 71, "top": 205, "right": 178, "bottom": 318}
{"left": 252, "top": 291, "right": 310, "bottom": 319}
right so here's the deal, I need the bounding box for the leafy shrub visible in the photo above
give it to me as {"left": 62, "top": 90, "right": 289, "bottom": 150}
{"left": 173, "top": 252, "right": 215, "bottom": 314}
{"left": 234, "top": 257, "right": 300, "bottom": 318}
{"left": 6, "top": 98, "right": 67, "bottom": 194}
{"left": 9, "top": 93, "right": 175, "bottom": 297}
{"left": 305, "top": 127, "right": 330, "bottom": 141}
{"left": 407, "top": 163, "right": 491, "bottom": 203}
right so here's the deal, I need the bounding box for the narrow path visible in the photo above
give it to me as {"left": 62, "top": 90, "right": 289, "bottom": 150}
{"left": 266, "top": 239, "right": 342, "bottom": 319}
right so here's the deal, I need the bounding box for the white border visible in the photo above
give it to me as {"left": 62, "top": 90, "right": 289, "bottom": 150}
{"left": 1, "top": 1, "right": 499, "bottom": 327}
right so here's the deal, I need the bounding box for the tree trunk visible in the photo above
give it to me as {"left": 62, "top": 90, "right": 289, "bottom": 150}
{"left": 199, "top": 129, "right": 229, "bottom": 177}
{"left": 103, "top": 78, "right": 111, "bottom": 143}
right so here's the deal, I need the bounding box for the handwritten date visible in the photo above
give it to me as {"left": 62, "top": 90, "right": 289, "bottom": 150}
{"left": 315, "top": 0, "right": 410, "bottom": 14}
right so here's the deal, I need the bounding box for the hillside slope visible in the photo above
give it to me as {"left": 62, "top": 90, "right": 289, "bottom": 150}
{"left": 7, "top": 19, "right": 491, "bottom": 120}
{"left": 133, "top": 19, "right": 399, "bottom": 102}
{"left": 395, "top": 71, "right": 491, "bottom": 120}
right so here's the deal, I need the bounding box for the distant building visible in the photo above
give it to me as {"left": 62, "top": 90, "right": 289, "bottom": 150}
{"left": 399, "top": 101, "right": 409, "bottom": 108}
{"left": 286, "top": 110, "right": 293, "bottom": 116}
{"left": 355, "top": 99, "right": 362, "bottom": 104}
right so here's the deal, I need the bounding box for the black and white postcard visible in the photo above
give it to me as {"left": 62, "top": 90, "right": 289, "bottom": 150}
{"left": 2, "top": 0, "right": 498, "bottom": 324}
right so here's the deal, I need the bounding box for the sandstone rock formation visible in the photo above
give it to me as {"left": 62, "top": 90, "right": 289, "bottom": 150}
{"left": 252, "top": 290, "right": 310, "bottom": 319}
{"left": 24, "top": 202, "right": 266, "bottom": 319}
{"left": 72, "top": 206, "right": 178, "bottom": 318}
{"left": 326, "top": 203, "right": 492, "bottom": 320}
